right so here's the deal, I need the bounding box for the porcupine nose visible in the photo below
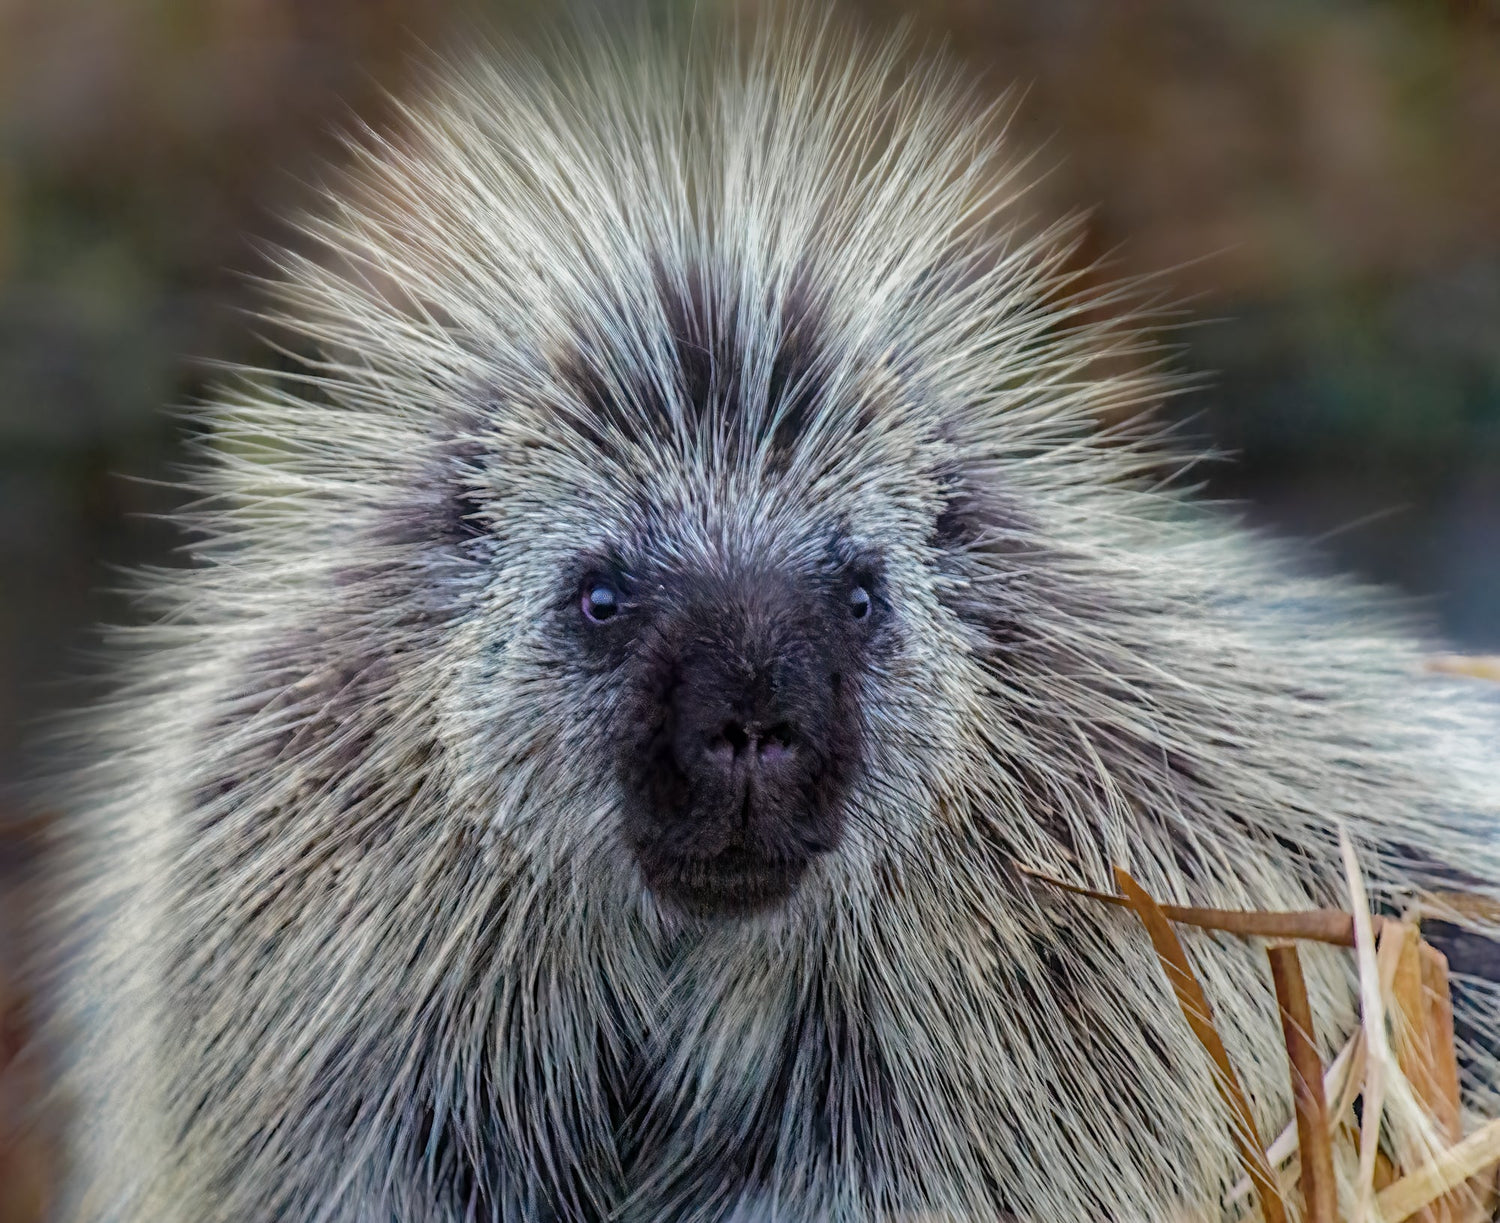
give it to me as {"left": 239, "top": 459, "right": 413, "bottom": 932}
{"left": 704, "top": 716, "right": 797, "bottom": 776}
{"left": 618, "top": 565, "right": 855, "bottom": 917}
{"left": 666, "top": 620, "right": 826, "bottom": 828}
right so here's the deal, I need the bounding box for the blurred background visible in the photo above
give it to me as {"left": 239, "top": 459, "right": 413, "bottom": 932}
{"left": 2, "top": 0, "right": 1498, "bottom": 1217}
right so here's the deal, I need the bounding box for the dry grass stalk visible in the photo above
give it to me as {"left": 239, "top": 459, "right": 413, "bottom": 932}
{"left": 1224, "top": 1031, "right": 1367, "bottom": 1211}
{"left": 1423, "top": 893, "right": 1500, "bottom": 928}
{"left": 1379, "top": 924, "right": 1424, "bottom": 1116}
{"left": 1343, "top": 832, "right": 1394, "bottom": 1223}
{"left": 1326, "top": 1031, "right": 1369, "bottom": 1144}
{"left": 1377, "top": 1117, "right": 1500, "bottom": 1223}
{"left": 1268, "top": 941, "right": 1337, "bottom": 1223}
{"left": 1377, "top": 1148, "right": 1403, "bottom": 1194}
{"left": 1414, "top": 946, "right": 1462, "bottom": 1145}
{"left": 1019, "top": 864, "right": 1382, "bottom": 947}
{"left": 1112, "top": 867, "right": 1289, "bottom": 1223}
{"left": 1384, "top": 923, "right": 1460, "bottom": 1223}
{"left": 1415, "top": 946, "right": 1493, "bottom": 1223}
{"left": 1425, "top": 656, "right": 1500, "bottom": 683}
{"left": 1034, "top": 851, "right": 1500, "bottom": 1223}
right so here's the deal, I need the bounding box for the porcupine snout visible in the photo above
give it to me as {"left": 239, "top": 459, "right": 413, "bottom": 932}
{"left": 673, "top": 621, "right": 816, "bottom": 827}
{"left": 616, "top": 561, "right": 864, "bottom": 919}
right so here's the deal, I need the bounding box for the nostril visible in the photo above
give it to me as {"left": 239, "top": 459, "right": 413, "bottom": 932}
{"left": 709, "top": 721, "right": 751, "bottom": 760}
{"left": 759, "top": 723, "right": 794, "bottom": 763}
{"left": 705, "top": 721, "right": 794, "bottom": 766}
{"left": 711, "top": 723, "right": 804, "bottom": 759}
{"left": 723, "top": 722, "right": 751, "bottom": 754}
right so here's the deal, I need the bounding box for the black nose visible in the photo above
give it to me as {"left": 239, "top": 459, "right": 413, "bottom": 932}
{"left": 616, "top": 567, "right": 861, "bottom": 919}
{"left": 704, "top": 719, "right": 797, "bottom": 773}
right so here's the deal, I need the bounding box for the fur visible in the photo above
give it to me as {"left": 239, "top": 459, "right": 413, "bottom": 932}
{"left": 46, "top": 10, "right": 1500, "bottom": 1223}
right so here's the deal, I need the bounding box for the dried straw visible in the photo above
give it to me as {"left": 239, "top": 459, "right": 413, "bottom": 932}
{"left": 1024, "top": 844, "right": 1500, "bottom": 1223}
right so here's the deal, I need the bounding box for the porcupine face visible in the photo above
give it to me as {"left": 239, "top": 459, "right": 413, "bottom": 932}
{"left": 587, "top": 543, "right": 879, "bottom": 918}
{"left": 514, "top": 283, "right": 915, "bottom": 920}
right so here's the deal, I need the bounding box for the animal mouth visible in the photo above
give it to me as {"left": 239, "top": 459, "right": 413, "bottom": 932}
{"left": 640, "top": 846, "right": 811, "bottom": 918}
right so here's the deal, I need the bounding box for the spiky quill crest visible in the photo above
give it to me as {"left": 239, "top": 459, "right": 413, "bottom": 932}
{"left": 52, "top": 9, "right": 1500, "bottom": 1223}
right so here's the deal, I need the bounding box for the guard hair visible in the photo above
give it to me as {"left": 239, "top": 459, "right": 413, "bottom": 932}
{"left": 45, "top": 8, "right": 1500, "bottom": 1223}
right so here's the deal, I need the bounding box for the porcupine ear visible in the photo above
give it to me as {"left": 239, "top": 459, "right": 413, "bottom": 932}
{"left": 930, "top": 459, "right": 987, "bottom": 552}
{"left": 927, "top": 453, "right": 1036, "bottom": 557}
{"left": 924, "top": 448, "right": 1057, "bottom": 659}
{"left": 358, "top": 402, "right": 496, "bottom": 562}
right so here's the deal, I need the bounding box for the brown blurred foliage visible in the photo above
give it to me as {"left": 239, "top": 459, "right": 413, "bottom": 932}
{"left": 838, "top": 0, "right": 1500, "bottom": 648}
{"left": 2, "top": 2, "right": 1499, "bottom": 1220}
{"left": 852, "top": 0, "right": 1500, "bottom": 295}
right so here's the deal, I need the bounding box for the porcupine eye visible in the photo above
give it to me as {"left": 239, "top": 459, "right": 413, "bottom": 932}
{"left": 849, "top": 583, "right": 872, "bottom": 620}
{"left": 582, "top": 581, "right": 620, "bottom": 624}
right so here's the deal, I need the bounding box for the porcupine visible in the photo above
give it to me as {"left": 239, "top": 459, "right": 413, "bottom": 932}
{"left": 44, "top": 9, "right": 1500, "bottom": 1223}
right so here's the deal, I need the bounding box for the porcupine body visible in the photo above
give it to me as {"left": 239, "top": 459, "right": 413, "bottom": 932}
{"left": 49, "top": 11, "right": 1500, "bottom": 1223}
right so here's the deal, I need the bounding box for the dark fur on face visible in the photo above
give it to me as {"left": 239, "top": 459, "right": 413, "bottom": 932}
{"left": 584, "top": 553, "right": 880, "bottom": 918}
